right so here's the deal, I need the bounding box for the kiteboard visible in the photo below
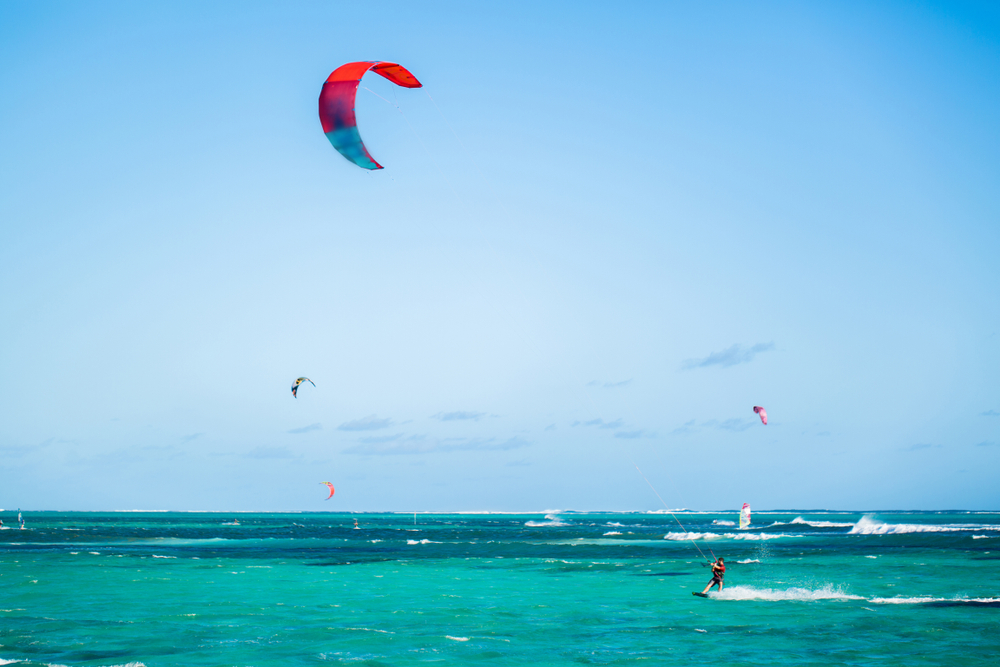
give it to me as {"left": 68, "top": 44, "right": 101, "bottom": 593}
{"left": 692, "top": 592, "right": 709, "bottom": 598}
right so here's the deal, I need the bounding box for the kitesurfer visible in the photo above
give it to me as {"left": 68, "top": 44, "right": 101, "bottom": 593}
{"left": 354, "top": 519, "right": 359, "bottom": 530}
{"left": 699, "top": 557, "right": 725, "bottom": 595}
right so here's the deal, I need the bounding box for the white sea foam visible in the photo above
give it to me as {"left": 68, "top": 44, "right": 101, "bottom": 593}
{"left": 737, "top": 559, "right": 760, "bottom": 564}
{"left": 406, "top": 539, "right": 440, "bottom": 545}
{"left": 0, "top": 659, "right": 22, "bottom": 665}
{"left": 712, "top": 520, "right": 736, "bottom": 526}
{"left": 446, "top": 636, "right": 470, "bottom": 641}
{"left": 665, "top": 531, "right": 790, "bottom": 542}
{"left": 865, "top": 555, "right": 878, "bottom": 559}
{"left": 606, "top": 522, "right": 625, "bottom": 527}
{"left": 869, "top": 596, "right": 1000, "bottom": 605}
{"left": 664, "top": 532, "right": 717, "bottom": 541}
{"left": 694, "top": 628, "right": 707, "bottom": 633}
{"left": 344, "top": 627, "right": 394, "bottom": 634}
{"left": 973, "top": 535, "right": 991, "bottom": 539}
{"left": 152, "top": 555, "right": 176, "bottom": 559}
{"left": 713, "top": 584, "right": 863, "bottom": 602}
{"left": 603, "top": 531, "right": 622, "bottom": 535}
{"left": 849, "top": 515, "right": 1000, "bottom": 535}
{"left": 790, "top": 517, "right": 855, "bottom": 528}
{"left": 727, "top": 533, "right": 789, "bottom": 541}
{"left": 664, "top": 531, "right": 790, "bottom": 541}
{"left": 525, "top": 514, "right": 569, "bottom": 527}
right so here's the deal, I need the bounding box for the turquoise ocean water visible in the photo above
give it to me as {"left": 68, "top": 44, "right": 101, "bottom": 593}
{"left": 1, "top": 510, "right": 998, "bottom": 666}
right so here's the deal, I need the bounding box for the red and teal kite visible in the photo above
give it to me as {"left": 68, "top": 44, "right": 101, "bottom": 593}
{"left": 320, "top": 482, "right": 335, "bottom": 500}
{"left": 318, "top": 61, "right": 423, "bottom": 170}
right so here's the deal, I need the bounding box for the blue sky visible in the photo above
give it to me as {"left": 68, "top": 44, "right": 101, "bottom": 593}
{"left": 2, "top": 1, "right": 998, "bottom": 511}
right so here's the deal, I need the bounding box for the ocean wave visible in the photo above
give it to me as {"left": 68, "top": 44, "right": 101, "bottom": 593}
{"left": 663, "top": 532, "right": 790, "bottom": 541}
{"left": 790, "top": 517, "right": 855, "bottom": 528}
{"left": 713, "top": 584, "right": 863, "bottom": 602}
{"left": 663, "top": 532, "right": 717, "bottom": 541}
{"left": 728, "top": 533, "right": 789, "bottom": 541}
{"left": 603, "top": 531, "right": 622, "bottom": 535}
{"left": 606, "top": 522, "right": 625, "bottom": 527}
{"left": 869, "top": 596, "right": 1000, "bottom": 605}
{"left": 446, "top": 636, "right": 470, "bottom": 641}
{"left": 406, "top": 539, "right": 440, "bottom": 545}
{"left": 0, "top": 659, "right": 21, "bottom": 665}
{"left": 973, "top": 535, "right": 992, "bottom": 539}
{"left": 712, "top": 520, "right": 736, "bottom": 526}
{"left": 344, "top": 627, "right": 394, "bottom": 634}
{"left": 737, "top": 559, "right": 760, "bottom": 564}
{"left": 849, "top": 515, "right": 1000, "bottom": 535}
{"left": 525, "top": 514, "right": 569, "bottom": 527}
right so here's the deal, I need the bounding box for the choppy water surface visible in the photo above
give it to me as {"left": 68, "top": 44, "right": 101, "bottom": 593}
{"left": 1, "top": 511, "right": 998, "bottom": 666}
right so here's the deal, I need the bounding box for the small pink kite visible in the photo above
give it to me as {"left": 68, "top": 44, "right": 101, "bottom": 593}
{"left": 753, "top": 406, "right": 768, "bottom": 425}
{"left": 320, "top": 482, "right": 335, "bottom": 500}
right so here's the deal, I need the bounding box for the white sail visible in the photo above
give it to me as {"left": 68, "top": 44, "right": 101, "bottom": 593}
{"left": 739, "top": 503, "right": 751, "bottom": 530}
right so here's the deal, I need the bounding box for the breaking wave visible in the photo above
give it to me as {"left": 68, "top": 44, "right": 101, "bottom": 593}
{"left": 849, "top": 515, "right": 1000, "bottom": 535}
{"left": 664, "top": 532, "right": 790, "bottom": 541}
{"left": 525, "top": 514, "right": 570, "bottom": 527}
{"left": 712, "top": 584, "right": 863, "bottom": 602}
{"left": 712, "top": 520, "right": 736, "bottom": 526}
{"left": 870, "top": 596, "right": 1000, "bottom": 606}
{"left": 790, "top": 517, "right": 855, "bottom": 528}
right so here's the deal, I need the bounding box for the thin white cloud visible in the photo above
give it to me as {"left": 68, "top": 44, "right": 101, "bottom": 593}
{"left": 705, "top": 418, "right": 755, "bottom": 432}
{"left": 433, "top": 411, "right": 486, "bottom": 422}
{"left": 682, "top": 342, "right": 775, "bottom": 370}
{"left": 338, "top": 415, "right": 394, "bottom": 431}
{"left": 343, "top": 436, "right": 530, "bottom": 456}
{"left": 288, "top": 423, "right": 322, "bottom": 434}
{"left": 572, "top": 418, "right": 624, "bottom": 430}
